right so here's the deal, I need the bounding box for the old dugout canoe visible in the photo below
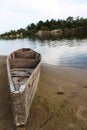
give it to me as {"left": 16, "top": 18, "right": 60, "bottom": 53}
{"left": 6, "top": 48, "right": 41, "bottom": 126}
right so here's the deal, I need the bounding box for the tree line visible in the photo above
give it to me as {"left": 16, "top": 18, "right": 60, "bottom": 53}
{"left": 0, "top": 16, "right": 87, "bottom": 39}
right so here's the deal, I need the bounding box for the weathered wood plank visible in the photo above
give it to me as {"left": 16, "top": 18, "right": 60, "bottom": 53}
{"left": 11, "top": 71, "right": 31, "bottom": 77}
{"left": 10, "top": 68, "right": 34, "bottom": 73}
{"left": 15, "top": 51, "right": 36, "bottom": 59}
{"left": 10, "top": 59, "right": 40, "bottom": 69}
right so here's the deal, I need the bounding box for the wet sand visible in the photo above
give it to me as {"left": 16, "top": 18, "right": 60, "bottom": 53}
{"left": 0, "top": 56, "right": 87, "bottom": 130}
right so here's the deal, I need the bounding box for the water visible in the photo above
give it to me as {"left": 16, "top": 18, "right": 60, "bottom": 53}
{"left": 0, "top": 38, "right": 87, "bottom": 69}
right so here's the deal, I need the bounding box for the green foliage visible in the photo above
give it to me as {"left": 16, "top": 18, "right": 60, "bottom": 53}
{"left": 0, "top": 16, "right": 87, "bottom": 39}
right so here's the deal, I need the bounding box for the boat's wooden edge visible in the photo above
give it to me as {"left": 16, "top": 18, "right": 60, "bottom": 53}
{"left": 7, "top": 56, "right": 15, "bottom": 92}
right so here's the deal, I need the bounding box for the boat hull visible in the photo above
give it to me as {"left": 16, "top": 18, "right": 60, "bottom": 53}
{"left": 6, "top": 48, "right": 41, "bottom": 126}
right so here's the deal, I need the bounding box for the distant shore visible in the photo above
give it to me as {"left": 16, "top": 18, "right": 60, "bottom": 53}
{"left": 0, "top": 55, "right": 87, "bottom": 130}
{"left": 0, "top": 17, "right": 87, "bottom": 40}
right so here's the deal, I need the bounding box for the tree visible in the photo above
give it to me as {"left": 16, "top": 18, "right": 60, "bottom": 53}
{"left": 66, "top": 16, "right": 74, "bottom": 23}
{"left": 36, "top": 21, "right": 44, "bottom": 30}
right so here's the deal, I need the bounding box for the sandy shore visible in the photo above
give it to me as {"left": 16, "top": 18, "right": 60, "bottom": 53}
{"left": 0, "top": 56, "right": 87, "bottom": 130}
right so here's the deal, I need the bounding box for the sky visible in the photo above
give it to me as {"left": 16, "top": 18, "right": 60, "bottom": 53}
{"left": 0, "top": 0, "right": 87, "bottom": 34}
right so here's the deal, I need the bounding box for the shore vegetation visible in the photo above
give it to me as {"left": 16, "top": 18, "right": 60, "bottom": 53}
{"left": 0, "top": 16, "right": 87, "bottom": 39}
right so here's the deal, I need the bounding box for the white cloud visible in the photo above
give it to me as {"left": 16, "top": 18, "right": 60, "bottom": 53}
{"left": 0, "top": 0, "right": 87, "bottom": 33}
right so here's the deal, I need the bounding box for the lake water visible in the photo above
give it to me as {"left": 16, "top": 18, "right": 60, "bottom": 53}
{"left": 0, "top": 38, "right": 87, "bottom": 69}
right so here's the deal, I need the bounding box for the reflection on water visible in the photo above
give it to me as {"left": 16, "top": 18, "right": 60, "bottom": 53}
{"left": 0, "top": 38, "right": 87, "bottom": 69}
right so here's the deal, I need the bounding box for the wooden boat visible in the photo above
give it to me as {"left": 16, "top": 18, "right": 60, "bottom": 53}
{"left": 6, "top": 48, "right": 41, "bottom": 126}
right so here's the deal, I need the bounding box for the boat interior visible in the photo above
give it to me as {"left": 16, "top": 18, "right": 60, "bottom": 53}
{"left": 8, "top": 48, "right": 41, "bottom": 91}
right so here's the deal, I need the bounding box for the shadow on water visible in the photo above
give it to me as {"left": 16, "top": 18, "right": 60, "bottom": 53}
{"left": 27, "top": 35, "right": 87, "bottom": 48}
{"left": 28, "top": 31, "right": 87, "bottom": 42}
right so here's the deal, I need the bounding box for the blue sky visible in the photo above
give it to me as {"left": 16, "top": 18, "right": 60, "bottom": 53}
{"left": 0, "top": 0, "right": 87, "bottom": 34}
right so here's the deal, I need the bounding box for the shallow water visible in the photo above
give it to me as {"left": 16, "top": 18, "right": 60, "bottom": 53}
{"left": 0, "top": 38, "right": 87, "bottom": 69}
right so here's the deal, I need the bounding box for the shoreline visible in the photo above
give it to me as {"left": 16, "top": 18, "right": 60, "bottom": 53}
{"left": 2, "top": 54, "right": 87, "bottom": 71}
{"left": 0, "top": 55, "right": 7, "bottom": 57}
{"left": 0, "top": 55, "right": 87, "bottom": 71}
{"left": 42, "top": 62, "right": 87, "bottom": 71}
{"left": 0, "top": 55, "right": 87, "bottom": 130}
